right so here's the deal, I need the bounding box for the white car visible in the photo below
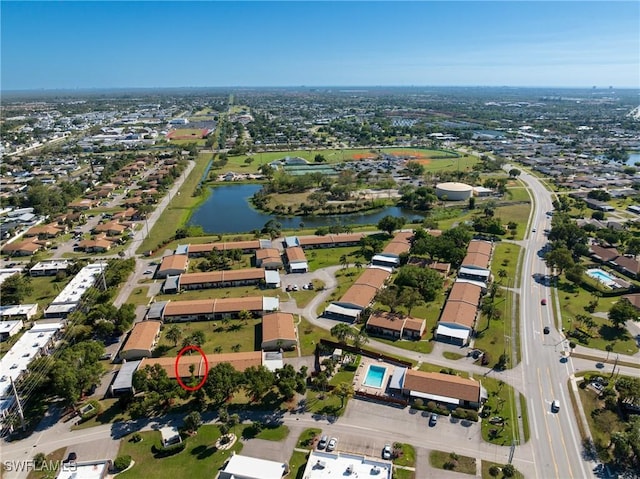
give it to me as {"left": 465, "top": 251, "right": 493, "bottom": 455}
{"left": 382, "top": 444, "right": 392, "bottom": 459}
{"left": 551, "top": 400, "right": 560, "bottom": 412}
{"left": 326, "top": 437, "right": 337, "bottom": 452}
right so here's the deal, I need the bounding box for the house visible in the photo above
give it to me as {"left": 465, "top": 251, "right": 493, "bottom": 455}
{"left": 160, "top": 426, "right": 182, "bottom": 448}
{"left": 56, "top": 460, "right": 111, "bottom": 479}
{"left": 93, "top": 221, "right": 129, "bottom": 236}
{"left": 325, "top": 267, "right": 391, "bottom": 321}
{"left": 29, "top": 260, "right": 70, "bottom": 277}
{"left": 110, "top": 359, "right": 142, "bottom": 396}
{"left": 24, "top": 224, "right": 62, "bottom": 238}
{"left": 372, "top": 231, "right": 413, "bottom": 269}
{"left": 261, "top": 312, "right": 297, "bottom": 351}
{"left": 399, "top": 369, "right": 486, "bottom": 410}
{"left": 298, "top": 233, "right": 365, "bottom": 249}
{"left": 68, "top": 199, "right": 96, "bottom": 210}
{"left": 1, "top": 238, "right": 42, "bottom": 256}
{"left": 77, "top": 238, "right": 113, "bottom": 253}
{"left": 119, "top": 320, "right": 162, "bottom": 360}
{"left": 157, "top": 254, "right": 189, "bottom": 278}
{"left": 170, "top": 268, "right": 279, "bottom": 292}
{"left": 285, "top": 246, "right": 308, "bottom": 273}
{"left": 159, "top": 296, "right": 279, "bottom": 322}
{"left": 217, "top": 454, "right": 288, "bottom": 479}
{"left": 0, "top": 304, "right": 39, "bottom": 321}
{"left": 612, "top": 255, "right": 640, "bottom": 279}
{"left": 0, "top": 320, "right": 24, "bottom": 341}
{"left": 460, "top": 240, "right": 492, "bottom": 271}
{"left": 139, "top": 351, "right": 263, "bottom": 378}
{"left": 435, "top": 281, "right": 484, "bottom": 346}
{"left": 365, "top": 311, "right": 426, "bottom": 340}
{"left": 184, "top": 240, "right": 265, "bottom": 257}
{"left": 589, "top": 244, "right": 620, "bottom": 263}
{"left": 255, "top": 248, "right": 283, "bottom": 270}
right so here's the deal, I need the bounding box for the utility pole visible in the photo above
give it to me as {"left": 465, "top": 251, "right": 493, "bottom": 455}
{"left": 10, "top": 377, "right": 26, "bottom": 431}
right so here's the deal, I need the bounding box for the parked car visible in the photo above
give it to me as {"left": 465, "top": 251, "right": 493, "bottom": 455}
{"left": 144, "top": 269, "right": 153, "bottom": 274}
{"left": 551, "top": 400, "right": 560, "bottom": 412}
{"left": 541, "top": 298, "right": 547, "bottom": 306}
{"left": 543, "top": 326, "right": 550, "bottom": 334}
{"left": 326, "top": 437, "right": 338, "bottom": 452}
{"left": 382, "top": 444, "right": 392, "bottom": 459}
{"left": 63, "top": 452, "right": 77, "bottom": 464}
{"left": 307, "top": 283, "right": 314, "bottom": 290}
{"left": 317, "top": 435, "right": 328, "bottom": 449}
{"left": 429, "top": 413, "right": 438, "bottom": 426}
{"left": 292, "top": 284, "right": 299, "bottom": 291}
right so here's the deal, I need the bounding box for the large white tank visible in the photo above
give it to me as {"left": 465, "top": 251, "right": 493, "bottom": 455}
{"left": 435, "top": 182, "right": 473, "bottom": 201}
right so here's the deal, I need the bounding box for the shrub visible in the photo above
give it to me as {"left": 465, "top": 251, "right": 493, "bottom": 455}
{"left": 502, "top": 464, "right": 516, "bottom": 477}
{"left": 33, "top": 453, "right": 46, "bottom": 467}
{"left": 413, "top": 398, "right": 424, "bottom": 408}
{"left": 452, "top": 408, "right": 467, "bottom": 420}
{"left": 488, "top": 465, "right": 501, "bottom": 477}
{"left": 130, "top": 433, "right": 142, "bottom": 443}
{"left": 113, "top": 455, "right": 132, "bottom": 471}
{"left": 152, "top": 442, "right": 185, "bottom": 458}
{"left": 443, "top": 461, "right": 456, "bottom": 470}
{"left": 466, "top": 410, "right": 479, "bottom": 422}
{"left": 427, "top": 401, "right": 437, "bottom": 410}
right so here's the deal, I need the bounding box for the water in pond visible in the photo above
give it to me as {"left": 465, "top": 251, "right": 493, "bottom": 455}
{"left": 188, "top": 184, "right": 425, "bottom": 234}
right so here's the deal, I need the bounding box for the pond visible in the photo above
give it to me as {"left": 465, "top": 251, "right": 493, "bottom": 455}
{"left": 188, "top": 184, "right": 425, "bottom": 234}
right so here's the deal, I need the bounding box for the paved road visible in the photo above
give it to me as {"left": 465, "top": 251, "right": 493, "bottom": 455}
{"left": 512, "top": 166, "right": 592, "bottom": 479}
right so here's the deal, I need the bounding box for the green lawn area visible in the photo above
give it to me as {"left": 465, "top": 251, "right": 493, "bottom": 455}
{"left": 26, "top": 448, "right": 66, "bottom": 479}
{"left": 255, "top": 424, "right": 289, "bottom": 441}
{"left": 71, "top": 398, "right": 131, "bottom": 430}
{"left": 477, "top": 374, "right": 521, "bottom": 446}
{"left": 392, "top": 443, "right": 416, "bottom": 467}
{"left": 320, "top": 267, "right": 361, "bottom": 313}
{"left": 117, "top": 425, "right": 243, "bottom": 479}
{"left": 306, "top": 365, "right": 357, "bottom": 417}
{"left": 154, "top": 285, "right": 286, "bottom": 303}
{"left": 138, "top": 153, "right": 212, "bottom": 254}
{"left": 494, "top": 203, "right": 531, "bottom": 241}
{"left": 505, "top": 185, "right": 531, "bottom": 202}
{"left": 443, "top": 352, "right": 465, "bottom": 360}
{"left": 288, "top": 450, "right": 309, "bottom": 479}
{"left": 124, "top": 286, "right": 151, "bottom": 307}
{"left": 21, "top": 275, "right": 72, "bottom": 311}
{"left": 473, "top": 289, "right": 515, "bottom": 368}
{"left": 296, "top": 317, "right": 332, "bottom": 356}
{"left": 480, "top": 460, "right": 525, "bottom": 479}
{"left": 287, "top": 279, "right": 325, "bottom": 308}
{"left": 556, "top": 277, "right": 638, "bottom": 354}
{"left": 374, "top": 336, "right": 435, "bottom": 355}
{"left": 418, "top": 362, "right": 470, "bottom": 378}
{"left": 156, "top": 318, "right": 261, "bottom": 356}
{"left": 429, "top": 450, "right": 476, "bottom": 475}
{"left": 306, "top": 246, "right": 362, "bottom": 270}
{"left": 296, "top": 428, "right": 322, "bottom": 449}
{"left": 187, "top": 254, "right": 254, "bottom": 272}
{"left": 492, "top": 243, "right": 521, "bottom": 288}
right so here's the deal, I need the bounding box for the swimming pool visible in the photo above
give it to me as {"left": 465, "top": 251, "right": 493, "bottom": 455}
{"left": 587, "top": 268, "right": 617, "bottom": 288}
{"left": 363, "top": 365, "right": 387, "bottom": 388}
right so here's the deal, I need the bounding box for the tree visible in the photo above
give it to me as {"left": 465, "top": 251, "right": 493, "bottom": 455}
{"left": 488, "top": 465, "right": 501, "bottom": 477}
{"left": 352, "top": 330, "right": 369, "bottom": 350}
{"left": 0, "top": 274, "right": 33, "bottom": 305}
{"left": 400, "top": 287, "right": 424, "bottom": 315}
{"left": 565, "top": 264, "right": 585, "bottom": 285}
{"left": 508, "top": 168, "right": 521, "bottom": 178}
{"left": 183, "top": 411, "right": 202, "bottom": 434}
{"left": 568, "top": 341, "right": 577, "bottom": 355}
{"left": 339, "top": 254, "right": 349, "bottom": 270}
{"left": 608, "top": 298, "right": 637, "bottom": 329}
{"left": 395, "top": 265, "right": 444, "bottom": 302}
{"left": 331, "top": 381, "right": 354, "bottom": 409}
{"left": 330, "top": 323, "right": 353, "bottom": 344}
{"left": 375, "top": 285, "right": 403, "bottom": 313}
{"left": 502, "top": 464, "right": 516, "bottom": 478}
{"left": 377, "top": 215, "right": 406, "bottom": 236}
{"left": 314, "top": 154, "right": 326, "bottom": 163}
{"left": 243, "top": 365, "right": 274, "bottom": 401}
{"left": 544, "top": 247, "right": 574, "bottom": 275}
{"left": 204, "top": 362, "right": 242, "bottom": 405}
{"left": 166, "top": 325, "right": 183, "bottom": 348}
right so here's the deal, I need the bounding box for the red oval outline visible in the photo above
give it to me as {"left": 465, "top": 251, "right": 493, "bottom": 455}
{"left": 174, "top": 345, "right": 209, "bottom": 391}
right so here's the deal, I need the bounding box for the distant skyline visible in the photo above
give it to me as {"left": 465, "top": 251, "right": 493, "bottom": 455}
{"left": 1, "top": 1, "right": 639, "bottom": 91}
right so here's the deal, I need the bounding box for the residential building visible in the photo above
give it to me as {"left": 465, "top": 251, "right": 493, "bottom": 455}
{"left": 302, "top": 451, "right": 391, "bottom": 479}
{"left": 261, "top": 312, "right": 297, "bottom": 351}
{"left": 0, "top": 320, "right": 23, "bottom": 341}
{"left": 139, "top": 351, "right": 263, "bottom": 379}
{"left": 165, "top": 268, "right": 280, "bottom": 293}
{"left": 217, "top": 454, "right": 288, "bottom": 479}
{"left": 0, "top": 304, "right": 38, "bottom": 321}
{"left": 285, "top": 246, "right": 308, "bottom": 273}
{"left": 157, "top": 296, "right": 279, "bottom": 322}
{"left": 255, "top": 248, "right": 283, "bottom": 269}
{"left": 157, "top": 254, "right": 188, "bottom": 278}
{"left": 325, "top": 267, "right": 391, "bottom": 321}
{"left": 365, "top": 312, "right": 425, "bottom": 340}
{"left": 397, "top": 369, "right": 486, "bottom": 410}
{"left": 119, "top": 320, "right": 162, "bottom": 360}
{"left": 29, "top": 260, "right": 70, "bottom": 277}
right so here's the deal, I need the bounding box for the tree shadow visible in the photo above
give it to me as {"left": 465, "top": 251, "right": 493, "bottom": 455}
{"left": 190, "top": 444, "right": 217, "bottom": 460}
{"left": 598, "top": 324, "right": 630, "bottom": 342}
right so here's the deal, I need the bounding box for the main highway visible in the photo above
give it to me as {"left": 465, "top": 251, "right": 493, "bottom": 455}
{"left": 511, "top": 166, "right": 592, "bottom": 479}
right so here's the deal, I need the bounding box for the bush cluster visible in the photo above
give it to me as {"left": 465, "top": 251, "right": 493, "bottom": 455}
{"left": 113, "top": 455, "right": 132, "bottom": 471}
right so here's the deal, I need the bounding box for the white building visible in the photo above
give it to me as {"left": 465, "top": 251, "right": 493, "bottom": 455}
{"left": 0, "top": 320, "right": 23, "bottom": 340}
{"left": 29, "top": 260, "right": 70, "bottom": 277}
{"left": 217, "top": 453, "right": 287, "bottom": 479}
{"left": 44, "top": 263, "right": 107, "bottom": 318}
{"left": 302, "top": 451, "right": 392, "bottom": 479}
{"left": 0, "top": 304, "right": 39, "bottom": 321}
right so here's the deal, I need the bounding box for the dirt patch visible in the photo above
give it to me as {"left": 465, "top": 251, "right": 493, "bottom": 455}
{"left": 352, "top": 153, "right": 376, "bottom": 160}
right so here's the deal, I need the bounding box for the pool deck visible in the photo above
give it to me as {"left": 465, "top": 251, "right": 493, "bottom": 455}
{"left": 352, "top": 358, "right": 396, "bottom": 396}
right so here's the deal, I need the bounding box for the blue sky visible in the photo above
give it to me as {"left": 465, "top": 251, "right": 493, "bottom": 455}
{"left": 2, "top": 1, "right": 639, "bottom": 90}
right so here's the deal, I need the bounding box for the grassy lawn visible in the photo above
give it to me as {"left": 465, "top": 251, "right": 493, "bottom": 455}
{"left": 306, "top": 246, "right": 362, "bottom": 270}
{"left": 418, "top": 362, "right": 470, "bottom": 378}
{"left": 556, "top": 277, "right": 638, "bottom": 354}
{"left": 374, "top": 336, "right": 435, "bottom": 355}
{"left": 155, "top": 285, "right": 286, "bottom": 303}
{"left": 473, "top": 289, "right": 514, "bottom": 369}
{"left": 187, "top": 254, "right": 254, "bottom": 272}
{"left": 393, "top": 469, "right": 415, "bottom": 479}
{"left": 306, "top": 365, "right": 357, "bottom": 417}
{"left": 255, "top": 424, "right": 289, "bottom": 441}
{"left": 26, "top": 448, "right": 66, "bottom": 479}
{"left": 320, "top": 267, "right": 361, "bottom": 312}
{"left": 519, "top": 393, "right": 530, "bottom": 443}
{"left": 124, "top": 286, "right": 151, "bottom": 307}
{"left": 117, "top": 425, "right": 243, "bottom": 479}
{"left": 443, "top": 352, "right": 465, "bottom": 360}
{"left": 156, "top": 318, "right": 261, "bottom": 356}
{"left": 429, "top": 450, "right": 476, "bottom": 475}
{"left": 481, "top": 460, "right": 525, "bottom": 479}
{"left": 287, "top": 279, "right": 324, "bottom": 308}
{"left": 476, "top": 374, "right": 520, "bottom": 446}
{"left": 71, "top": 398, "right": 131, "bottom": 430}
{"left": 492, "top": 243, "right": 521, "bottom": 288}
{"left": 494, "top": 203, "right": 531, "bottom": 241}
{"left": 288, "top": 450, "right": 309, "bottom": 479}
{"left": 21, "top": 275, "right": 72, "bottom": 311}
{"left": 392, "top": 443, "right": 416, "bottom": 467}
{"left": 296, "top": 317, "right": 332, "bottom": 356}
{"left": 138, "top": 153, "right": 212, "bottom": 254}
{"left": 296, "top": 428, "right": 322, "bottom": 448}
{"left": 506, "top": 186, "right": 531, "bottom": 202}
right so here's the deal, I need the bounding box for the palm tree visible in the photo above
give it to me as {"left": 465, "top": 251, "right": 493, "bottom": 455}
{"left": 352, "top": 330, "right": 369, "bottom": 350}
{"left": 330, "top": 323, "right": 353, "bottom": 344}
{"left": 339, "top": 254, "right": 348, "bottom": 270}
{"left": 354, "top": 261, "right": 363, "bottom": 271}
{"left": 605, "top": 343, "right": 614, "bottom": 361}
{"left": 166, "top": 325, "right": 182, "bottom": 348}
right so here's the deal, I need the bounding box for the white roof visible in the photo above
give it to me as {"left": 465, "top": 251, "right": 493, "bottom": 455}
{"left": 409, "top": 390, "right": 462, "bottom": 405}
{"left": 49, "top": 262, "right": 107, "bottom": 306}
{"left": 325, "top": 303, "right": 361, "bottom": 318}
{"left": 222, "top": 454, "right": 286, "bottom": 479}
{"left": 0, "top": 269, "right": 22, "bottom": 286}
{"left": 0, "top": 322, "right": 62, "bottom": 403}
{"left": 262, "top": 352, "right": 283, "bottom": 372}
{"left": 436, "top": 323, "right": 471, "bottom": 340}
{"left": 264, "top": 270, "right": 280, "bottom": 285}
{"left": 0, "top": 320, "right": 23, "bottom": 334}
{"left": 0, "top": 304, "right": 38, "bottom": 317}
{"left": 30, "top": 260, "right": 70, "bottom": 272}
{"left": 372, "top": 254, "right": 400, "bottom": 265}
{"left": 303, "top": 451, "right": 392, "bottom": 479}
{"left": 262, "top": 297, "right": 279, "bottom": 312}
{"left": 459, "top": 266, "right": 490, "bottom": 277}
{"left": 289, "top": 261, "right": 308, "bottom": 270}
{"left": 454, "top": 278, "right": 487, "bottom": 290}
{"left": 111, "top": 360, "right": 141, "bottom": 391}
{"left": 56, "top": 461, "right": 110, "bottom": 479}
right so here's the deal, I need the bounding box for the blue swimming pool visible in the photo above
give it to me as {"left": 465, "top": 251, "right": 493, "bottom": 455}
{"left": 363, "top": 365, "right": 387, "bottom": 388}
{"left": 587, "top": 268, "right": 617, "bottom": 288}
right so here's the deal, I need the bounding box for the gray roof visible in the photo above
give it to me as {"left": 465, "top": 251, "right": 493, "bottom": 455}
{"left": 175, "top": 244, "right": 189, "bottom": 255}
{"left": 111, "top": 360, "right": 141, "bottom": 391}
{"left": 147, "top": 301, "right": 168, "bottom": 320}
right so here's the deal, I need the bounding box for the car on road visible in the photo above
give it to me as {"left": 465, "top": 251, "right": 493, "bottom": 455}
{"left": 532, "top": 228, "right": 536, "bottom": 233}
{"left": 543, "top": 326, "right": 550, "bottom": 334}
{"left": 317, "top": 435, "right": 328, "bottom": 449}
{"left": 382, "top": 444, "right": 392, "bottom": 459}
{"left": 326, "top": 437, "right": 337, "bottom": 452}
{"left": 551, "top": 400, "right": 560, "bottom": 412}
{"left": 144, "top": 269, "right": 153, "bottom": 274}
{"left": 541, "top": 298, "right": 547, "bottom": 305}
{"left": 429, "top": 413, "right": 438, "bottom": 426}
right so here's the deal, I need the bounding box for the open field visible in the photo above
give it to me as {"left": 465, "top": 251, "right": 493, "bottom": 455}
{"left": 20, "top": 275, "right": 72, "bottom": 311}
{"left": 167, "top": 128, "right": 209, "bottom": 140}
{"left": 429, "top": 450, "right": 476, "bottom": 475}
{"left": 492, "top": 242, "right": 521, "bottom": 287}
